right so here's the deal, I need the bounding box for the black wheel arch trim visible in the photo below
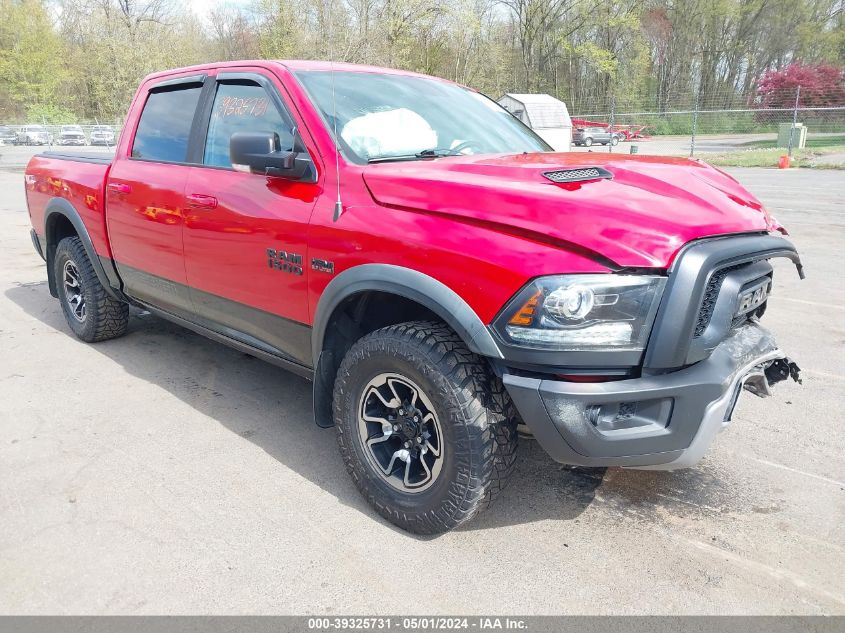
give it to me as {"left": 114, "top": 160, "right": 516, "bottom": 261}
{"left": 43, "top": 197, "right": 123, "bottom": 301}
{"left": 310, "top": 264, "right": 503, "bottom": 428}
{"left": 311, "top": 264, "right": 503, "bottom": 363}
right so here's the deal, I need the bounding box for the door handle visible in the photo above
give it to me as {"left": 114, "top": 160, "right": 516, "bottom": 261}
{"left": 186, "top": 193, "right": 218, "bottom": 209}
{"left": 107, "top": 182, "right": 131, "bottom": 195}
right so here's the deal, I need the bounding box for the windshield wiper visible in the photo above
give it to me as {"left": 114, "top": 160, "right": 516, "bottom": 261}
{"left": 415, "top": 148, "right": 463, "bottom": 158}
{"left": 367, "top": 148, "right": 464, "bottom": 164}
{"left": 367, "top": 154, "right": 419, "bottom": 164}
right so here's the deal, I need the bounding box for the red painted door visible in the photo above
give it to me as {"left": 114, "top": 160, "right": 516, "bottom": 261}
{"left": 107, "top": 80, "right": 204, "bottom": 314}
{"left": 182, "top": 72, "right": 321, "bottom": 366}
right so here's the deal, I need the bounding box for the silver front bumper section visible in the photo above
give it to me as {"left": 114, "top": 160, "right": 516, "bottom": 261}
{"left": 633, "top": 347, "right": 785, "bottom": 470}
{"left": 504, "top": 323, "right": 797, "bottom": 470}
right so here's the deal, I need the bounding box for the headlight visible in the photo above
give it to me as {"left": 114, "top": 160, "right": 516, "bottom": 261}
{"left": 494, "top": 275, "right": 666, "bottom": 351}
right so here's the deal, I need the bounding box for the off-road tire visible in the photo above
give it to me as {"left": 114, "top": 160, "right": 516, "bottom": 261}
{"left": 54, "top": 236, "right": 129, "bottom": 343}
{"left": 333, "top": 320, "right": 518, "bottom": 534}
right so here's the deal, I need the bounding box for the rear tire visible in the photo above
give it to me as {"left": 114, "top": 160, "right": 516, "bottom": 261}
{"left": 584, "top": 137, "right": 593, "bottom": 147}
{"left": 333, "top": 321, "right": 518, "bottom": 534}
{"left": 611, "top": 136, "right": 619, "bottom": 146}
{"left": 53, "top": 236, "right": 129, "bottom": 343}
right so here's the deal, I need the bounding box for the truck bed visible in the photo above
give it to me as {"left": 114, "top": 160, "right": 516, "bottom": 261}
{"left": 25, "top": 151, "right": 114, "bottom": 263}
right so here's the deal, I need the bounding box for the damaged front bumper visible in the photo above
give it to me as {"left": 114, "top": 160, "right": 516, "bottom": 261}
{"left": 503, "top": 323, "right": 800, "bottom": 470}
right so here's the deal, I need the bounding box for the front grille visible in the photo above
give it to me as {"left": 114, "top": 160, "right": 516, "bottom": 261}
{"left": 645, "top": 233, "right": 799, "bottom": 370}
{"left": 693, "top": 264, "right": 743, "bottom": 337}
{"left": 543, "top": 167, "right": 613, "bottom": 183}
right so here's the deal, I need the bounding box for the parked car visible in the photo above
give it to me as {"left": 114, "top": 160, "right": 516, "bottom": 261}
{"left": 89, "top": 125, "right": 115, "bottom": 146}
{"left": 58, "top": 125, "right": 87, "bottom": 146}
{"left": 24, "top": 61, "right": 804, "bottom": 534}
{"left": 17, "top": 124, "right": 50, "bottom": 146}
{"left": 0, "top": 125, "right": 17, "bottom": 145}
{"left": 573, "top": 126, "right": 623, "bottom": 147}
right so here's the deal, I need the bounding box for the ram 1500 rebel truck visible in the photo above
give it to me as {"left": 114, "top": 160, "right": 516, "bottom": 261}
{"left": 24, "top": 61, "right": 804, "bottom": 534}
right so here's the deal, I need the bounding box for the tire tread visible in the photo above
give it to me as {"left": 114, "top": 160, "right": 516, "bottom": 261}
{"left": 55, "top": 237, "right": 129, "bottom": 343}
{"left": 333, "top": 320, "right": 518, "bottom": 534}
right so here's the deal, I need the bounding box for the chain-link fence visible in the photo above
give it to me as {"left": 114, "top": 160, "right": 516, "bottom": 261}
{"left": 570, "top": 86, "right": 845, "bottom": 162}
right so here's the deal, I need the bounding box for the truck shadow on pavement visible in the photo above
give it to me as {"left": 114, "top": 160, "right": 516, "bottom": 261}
{"left": 7, "top": 282, "right": 740, "bottom": 535}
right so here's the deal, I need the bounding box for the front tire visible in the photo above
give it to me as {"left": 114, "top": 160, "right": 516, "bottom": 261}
{"left": 53, "top": 236, "right": 129, "bottom": 343}
{"left": 333, "top": 321, "right": 518, "bottom": 534}
{"left": 584, "top": 137, "right": 593, "bottom": 147}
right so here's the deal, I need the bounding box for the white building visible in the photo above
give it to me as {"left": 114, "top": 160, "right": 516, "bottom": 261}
{"left": 497, "top": 93, "right": 573, "bottom": 152}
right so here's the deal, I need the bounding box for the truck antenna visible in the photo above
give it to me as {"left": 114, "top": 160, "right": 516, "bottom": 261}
{"left": 328, "top": 2, "right": 343, "bottom": 222}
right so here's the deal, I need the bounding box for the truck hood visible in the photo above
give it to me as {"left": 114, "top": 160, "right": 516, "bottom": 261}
{"left": 362, "top": 152, "right": 775, "bottom": 268}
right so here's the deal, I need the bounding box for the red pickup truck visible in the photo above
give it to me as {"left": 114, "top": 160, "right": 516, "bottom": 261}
{"left": 24, "top": 60, "right": 803, "bottom": 533}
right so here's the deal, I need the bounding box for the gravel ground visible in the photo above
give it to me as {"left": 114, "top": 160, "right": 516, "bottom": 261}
{"left": 0, "top": 165, "right": 843, "bottom": 615}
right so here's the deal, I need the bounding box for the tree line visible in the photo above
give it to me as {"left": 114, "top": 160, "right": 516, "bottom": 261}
{"left": 0, "top": 0, "right": 843, "bottom": 124}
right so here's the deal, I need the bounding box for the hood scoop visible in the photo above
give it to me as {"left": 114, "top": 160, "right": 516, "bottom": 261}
{"left": 543, "top": 166, "right": 613, "bottom": 184}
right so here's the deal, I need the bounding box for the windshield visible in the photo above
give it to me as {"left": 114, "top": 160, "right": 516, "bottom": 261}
{"left": 295, "top": 70, "right": 550, "bottom": 163}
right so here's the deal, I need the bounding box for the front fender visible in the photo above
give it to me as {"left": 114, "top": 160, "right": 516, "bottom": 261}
{"left": 310, "top": 264, "right": 504, "bottom": 428}
{"left": 311, "top": 263, "right": 503, "bottom": 363}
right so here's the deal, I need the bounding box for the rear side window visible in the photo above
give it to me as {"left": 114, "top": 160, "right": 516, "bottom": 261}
{"left": 203, "top": 82, "right": 294, "bottom": 169}
{"left": 132, "top": 86, "right": 202, "bottom": 163}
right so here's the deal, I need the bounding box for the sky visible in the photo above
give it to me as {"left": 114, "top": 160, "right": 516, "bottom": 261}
{"left": 186, "top": 0, "right": 252, "bottom": 22}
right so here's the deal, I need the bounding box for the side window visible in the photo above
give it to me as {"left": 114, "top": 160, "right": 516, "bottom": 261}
{"left": 204, "top": 82, "right": 294, "bottom": 169}
{"left": 132, "top": 86, "right": 202, "bottom": 162}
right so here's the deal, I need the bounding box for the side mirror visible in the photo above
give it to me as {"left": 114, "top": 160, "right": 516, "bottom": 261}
{"left": 229, "top": 132, "right": 313, "bottom": 180}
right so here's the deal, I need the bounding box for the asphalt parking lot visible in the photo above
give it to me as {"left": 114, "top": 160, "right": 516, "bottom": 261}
{"left": 0, "top": 163, "right": 843, "bottom": 615}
